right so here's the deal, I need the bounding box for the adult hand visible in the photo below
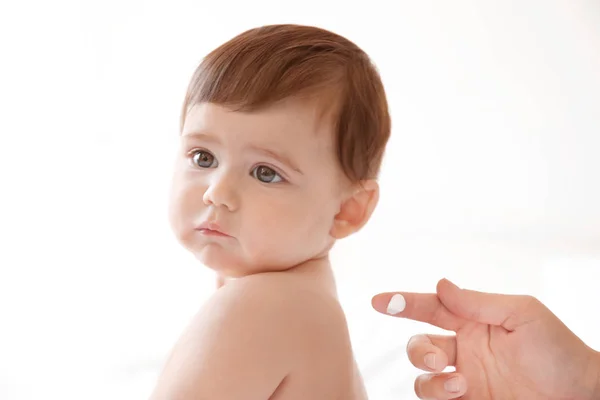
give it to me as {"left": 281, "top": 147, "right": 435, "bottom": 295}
{"left": 371, "top": 279, "right": 600, "bottom": 399}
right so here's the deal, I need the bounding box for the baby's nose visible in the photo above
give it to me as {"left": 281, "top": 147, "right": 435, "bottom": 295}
{"left": 202, "top": 172, "right": 240, "bottom": 211}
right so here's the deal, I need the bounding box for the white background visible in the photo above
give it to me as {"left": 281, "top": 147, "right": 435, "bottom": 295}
{"left": 1, "top": 0, "right": 599, "bottom": 399}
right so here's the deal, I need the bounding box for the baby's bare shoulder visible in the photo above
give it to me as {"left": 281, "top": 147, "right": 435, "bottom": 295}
{"left": 235, "top": 273, "right": 352, "bottom": 349}
{"left": 193, "top": 273, "right": 346, "bottom": 335}
{"left": 218, "top": 273, "right": 347, "bottom": 326}
{"left": 151, "top": 274, "right": 323, "bottom": 399}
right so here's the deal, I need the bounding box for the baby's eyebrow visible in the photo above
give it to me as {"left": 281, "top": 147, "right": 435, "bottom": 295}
{"left": 247, "top": 144, "right": 303, "bottom": 175}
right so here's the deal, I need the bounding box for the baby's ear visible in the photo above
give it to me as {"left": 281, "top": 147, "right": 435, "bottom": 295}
{"left": 330, "top": 180, "right": 379, "bottom": 239}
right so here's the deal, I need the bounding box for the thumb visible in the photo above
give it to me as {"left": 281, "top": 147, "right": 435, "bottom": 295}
{"left": 437, "top": 278, "right": 542, "bottom": 331}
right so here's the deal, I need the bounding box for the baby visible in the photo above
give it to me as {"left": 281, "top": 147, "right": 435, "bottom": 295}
{"left": 150, "top": 24, "right": 391, "bottom": 399}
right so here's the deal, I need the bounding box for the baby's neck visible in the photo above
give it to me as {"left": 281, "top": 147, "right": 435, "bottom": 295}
{"left": 218, "top": 256, "right": 338, "bottom": 299}
{"left": 283, "top": 256, "right": 338, "bottom": 299}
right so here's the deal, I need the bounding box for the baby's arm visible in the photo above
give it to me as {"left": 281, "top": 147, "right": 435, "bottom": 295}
{"left": 149, "top": 276, "right": 297, "bottom": 400}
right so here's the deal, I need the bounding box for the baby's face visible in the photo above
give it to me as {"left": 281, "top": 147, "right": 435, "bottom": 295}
{"left": 169, "top": 100, "right": 347, "bottom": 277}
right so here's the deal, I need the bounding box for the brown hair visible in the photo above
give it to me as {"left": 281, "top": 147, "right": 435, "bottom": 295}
{"left": 180, "top": 24, "right": 391, "bottom": 182}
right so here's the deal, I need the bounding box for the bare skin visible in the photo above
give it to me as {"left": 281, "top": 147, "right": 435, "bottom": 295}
{"left": 151, "top": 259, "right": 367, "bottom": 400}
{"left": 372, "top": 278, "right": 600, "bottom": 400}
{"left": 265, "top": 259, "right": 368, "bottom": 400}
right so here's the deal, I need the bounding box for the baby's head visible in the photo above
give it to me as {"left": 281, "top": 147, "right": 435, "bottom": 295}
{"left": 169, "top": 24, "right": 390, "bottom": 278}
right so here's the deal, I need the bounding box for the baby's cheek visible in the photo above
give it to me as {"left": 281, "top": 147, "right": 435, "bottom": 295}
{"left": 243, "top": 213, "right": 294, "bottom": 246}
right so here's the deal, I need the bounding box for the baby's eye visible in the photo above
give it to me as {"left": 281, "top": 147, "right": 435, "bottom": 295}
{"left": 251, "top": 165, "right": 284, "bottom": 183}
{"left": 191, "top": 150, "right": 218, "bottom": 168}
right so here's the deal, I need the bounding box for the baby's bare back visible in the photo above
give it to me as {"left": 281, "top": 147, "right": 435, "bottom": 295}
{"left": 259, "top": 274, "right": 368, "bottom": 400}
{"left": 269, "top": 357, "right": 367, "bottom": 400}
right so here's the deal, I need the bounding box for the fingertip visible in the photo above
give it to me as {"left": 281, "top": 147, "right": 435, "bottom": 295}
{"left": 407, "top": 336, "right": 451, "bottom": 372}
{"left": 414, "top": 372, "right": 467, "bottom": 399}
{"left": 432, "top": 350, "right": 450, "bottom": 372}
{"left": 437, "top": 278, "right": 460, "bottom": 294}
{"left": 371, "top": 292, "right": 406, "bottom": 316}
{"left": 370, "top": 293, "right": 388, "bottom": 314}
{"left": 445, "top": 373, "right": 468, "bottom": 395}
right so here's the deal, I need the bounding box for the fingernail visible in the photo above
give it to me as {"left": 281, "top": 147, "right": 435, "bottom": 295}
{"left": 424, "top": 353, "right": 436, "bottom": 370}
{"left": 386, "top": 294, "right": 406, "bottom": 315}
{"left": 444, "top": 377, "right": 460, "bottom": 393}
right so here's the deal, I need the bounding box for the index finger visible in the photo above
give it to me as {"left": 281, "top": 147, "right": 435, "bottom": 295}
{"left": 371, "top": 292, "right": 465, "bottom": 332}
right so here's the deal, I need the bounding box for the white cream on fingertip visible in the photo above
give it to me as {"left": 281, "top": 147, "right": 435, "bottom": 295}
{"left": 386, "top": 294, "right": 406, "bottom": 315}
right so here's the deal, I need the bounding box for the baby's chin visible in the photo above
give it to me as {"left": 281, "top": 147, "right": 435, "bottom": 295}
{"left": 193, "top": 247, "right": 268, "bottom": 278}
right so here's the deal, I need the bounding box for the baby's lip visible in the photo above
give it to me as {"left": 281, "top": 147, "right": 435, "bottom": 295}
{"left": 196, "top": 221, "right": 231, "bottom": 237}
